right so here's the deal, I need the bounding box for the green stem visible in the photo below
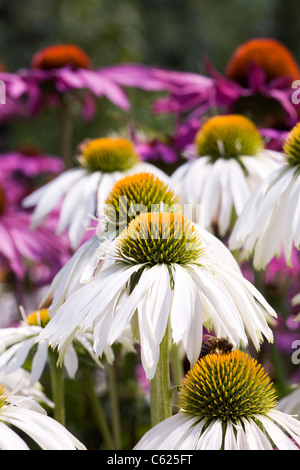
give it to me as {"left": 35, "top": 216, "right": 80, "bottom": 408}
{"left": 150, "top": 324, "right": 173, "bottom": 426}
{"left": 59, "top": 96, "right": 73, "bottom": 169}
{"left": 169, "top": 342, "right": 184, "bottom": 406}
{"left": 82, "top": 367, "right": 115, "bottom": 450}
{"left": 107, "top": 363, "right": 122, "bottom": 450}
{"left": 269, "top": 342, "right": 290, "bottom": 398}
{"left": 49, "top": 350, "right": 65, "bottom": 426}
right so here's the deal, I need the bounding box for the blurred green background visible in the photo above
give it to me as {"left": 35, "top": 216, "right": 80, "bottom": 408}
{"left": 1, "top": 0, "right": 299, "bottom": 157}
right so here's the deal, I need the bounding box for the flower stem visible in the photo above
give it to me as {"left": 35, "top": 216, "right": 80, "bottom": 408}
{"left": 107, "top": 362, "right": 122, "bottom": 450}
{"left": 150, "top": 324, "right": 173, "bottom": 426}
{"left": 49, "top": 350, "right": 65, "bottom": 426}
{"left": 170, "top": 342, "right": 184, "bottom": 404}
{"left": 82, "top": 367, "right": 115, "bottom": 450}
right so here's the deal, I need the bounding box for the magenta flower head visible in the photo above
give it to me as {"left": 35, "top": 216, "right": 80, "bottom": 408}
{"left": 206, "top": 38, "right": 300, "bottom": 128}
{"left": 0, "top": 179, "right": 71, "bottom": 281}
{"left": 0, "top": 147, "right": 64, "bottom": 206}
{"left": 0, "top": 147, "right": 64, "bottom": 179}
{"left": 0, "top": 63, "right": 29, "bottom": 122}
{"left": 18, "top": 43, "right": 134, "bottom": 119}
{"left": 149, "top": 67, "right": 216, "bottom": 118}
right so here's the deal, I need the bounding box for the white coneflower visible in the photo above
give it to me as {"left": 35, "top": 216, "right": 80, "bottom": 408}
{"left": 40, "top": 172, "right": 181, "bottom": 313}
{"left": 229, "top": 121, "right": 300, "bottom": 269}
{"left": 171, "top": 114, "right": 283, "bottom": 236}
{"left": 23, "top": 137, "right": 170, "bottom": 248}
{"left": 0, "top": 367, "right": 53, "bottom": 409}
{"left": 277, "top": 387, "right": 300, "bottom": 417}
{"left": 39, "top": 211, "right": 276, "bottom": 380}
{"left": 0, "top": 308, "right": 103, "bottom": 384}
{"left": 0, "top": 382, "right": 85, "bottom": 449}
{"left": 134, "top": 349, "right": 300, "bottom": 450}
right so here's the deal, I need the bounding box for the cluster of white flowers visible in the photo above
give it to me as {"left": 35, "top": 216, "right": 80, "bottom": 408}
{"left": 1, "top": 119, "right": 300, "bottom": 450}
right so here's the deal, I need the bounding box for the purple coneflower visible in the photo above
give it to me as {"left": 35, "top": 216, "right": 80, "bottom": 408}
{"left": 206, "top": 38, "right": 300, "bottom": 129}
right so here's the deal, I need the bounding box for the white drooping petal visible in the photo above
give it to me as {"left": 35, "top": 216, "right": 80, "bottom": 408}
{"left": 171, "top": 149, "right": 282, "bottom": 235}
{"left": 58, "top": 172, "right": 101, "bottom": 248}
{"left": 95, "top": 171, "right": 120, "bottom": 214}
{"left": 63, "top": 343, "right": 79, "bottom": 379}
{"left": 1, "top": 406, "right": 85, "bottom": 450}
{"left": 42, "top": 235, "right": 103, "bottom": 313}
{"left": 196, "top": 420, "right": 223, "bottom": 450}
{"left": 107, "top": 266, "right": 156, "bottom": 347}
{"left": 175, "top": 417, "right": 206, "bottom": 450}
{"left": 200, "top": 158, "right": 224, "bottom": 230}
{"left": 0, "top": 337, "right": 35, "bottom": 373}
{"left": 256, "top": 412, "right": 300, "bottom": 450}
{"left": 188, "top": 265, "right": 249, "bottom": 346}
{"left": 30, "top": 340, "right": 48, "bottom": 385}
{"left": 228, "top": 158, "right": 251, "bottom": 215}
{"left": 241, "top": 418, "right": 273, "bottom": 450}
{"left": 199, "top": 227, "right": 241, "bottom": 272}
{"left": 0, "top": 421, "right": 29, "bottom": 450}
{"left": 170, "top": 264, "right": 195, "bottom": 344}
{"left": 22, "top": 168, "right": 86, "bottom": 227}
{"left": 209, "top": 265, "right": 275, "bottom": 347}
{"left": 134, "top": 413, "right": 198, "bottom": 450}
{"left": 277, "top": 387, "right": 300, "bottom": 416}
{"left": 268, "top": 410, "right": 300, "bottom": 447}
{"left": 252, "top": 168, "right": 298, "bottom": 268}
{"left": 38, "top": 262, "right": 141, "bottom": 360}
{"left": 170, "top": 264, "right": 203, "bottom": 366}
{"left": 230, "top": 164, "right": 300, "bottom": 268}
{"left": 217, "top": 161, "right": 234, "bottom": 237}
{"left": 292, "top": 176, "right": 300, "bottom": 247}
{"left": 136, "top": 265, "right": 172, "bottom": 379}
{"left": 223, "top": 422, "right": 239, "bottom": 450}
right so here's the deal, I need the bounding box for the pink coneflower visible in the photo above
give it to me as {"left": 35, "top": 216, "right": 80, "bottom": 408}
{"left": 20, "top": 43, "right": 132, "bottom": 116}
{"left": 0, "top": 146, "right": 64, "bottom": 180}
{"left": 0, "top": 66, "right": 29, "bottom": 122}
{"left": 149, "top": 67, "right": 216, "bottom": 118}
{"left": 0, "top": 147, "right": 64, "bottom": 205}
{"left": 259, "top": 128, "right": 289, "bottom": 152}
{"left": 0, "top": 181, "right": 70, "bottom": 281}
{"left": 206, "top": 38, "right": 300, "bottom": 128}
{"left": 17, "top": 45, "right": 181, "bottom": 170}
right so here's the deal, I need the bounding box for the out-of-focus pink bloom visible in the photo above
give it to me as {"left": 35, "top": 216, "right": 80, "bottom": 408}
{"left": 148, "top": 67, "right": 216, "bottom": 117}
{"left": 172, "top": 117, "right": 202, "bottom": 151}
{"left": 0, "top": 71, "right": 29, "bottom": 122}
{"left": 135, "top": 363, "right": 150, "bottom": 397}
{"left": 128, "top": 126, "right": 179, "bottom": 165}
{"left": 96, "top": 63, "right": 217, "bottom": 115}
{"left": 0, "top": 211, "right": 69, "bottom": 280}
{"left": 259, "top": 128, "right": 289, "bottom": 152}
{"left": 206, "top": 38, "right": 300, "bottom": 128}
{"left": 0, "top": 148, "right": 64, "bottom": 179}
{"left": 20, "top": 66, "right": 131, "bottom": 118}
{"left": 134, "top": 138, "right": 178, "bottom": 164}
{"left": 274, "top": 315, "right": 300, "bottom": 354}
{"left": 16, "top": 45, "right": 172, "bottom": 119}
{"left": 0, "top": 148, "right": 64, "bottom": 206}
{"left": 96, "top": 63, "right": 171, "bottom": 92}
{"left": 240, "top": 260, "right": 255, "bottom": 285}
{"left": 0, "top": 181, "right": 71, "bottom": 281}
{"left": 128, "top": 116, "right": 202, "bottom": 167}
{"left": 264, "top": 248, "right": 300, "bottom": 285}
